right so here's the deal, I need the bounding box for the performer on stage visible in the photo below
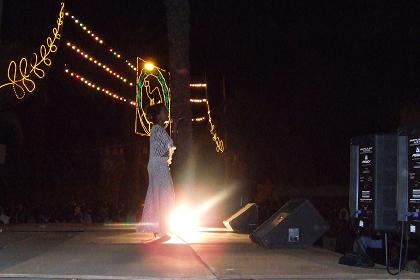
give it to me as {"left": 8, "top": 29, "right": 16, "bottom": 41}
{"left": 137, "top": 103, "right": 176, "bottom": 239}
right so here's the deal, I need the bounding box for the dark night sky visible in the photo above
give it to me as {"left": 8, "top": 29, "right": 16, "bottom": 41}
{"left": 3, "top": 0, "right": 420, "bottom": 188}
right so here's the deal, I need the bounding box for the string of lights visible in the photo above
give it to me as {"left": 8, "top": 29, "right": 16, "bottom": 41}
{"left": 0, "top": 2, "right": 65, "bottom": 99}
{"left": 64, "top": 11, "right": 171, "bottom": 73}
{"left": 205, "top": 98, "right": 224, "bottom": 152}
{"left": 190, "top": 83, "right": 207, "bottom": 88}
{"left": 65, "top": 12, "right": 104, "bottom": 44}
{"left": 65, "top": 41, "right": 134, "bottom": 87}
{"left": 192, "top": 117, "right": 206, "bottom": 122}
{"left": 64, "top": 68, "right": 136, "bottom": 106}
{"left": 65, "top": 10, "right": 139, "bottom": 72}
{"left": 190, "top": 81, "right": 224, "bottom": 152}
{"left": 190, "top": 98, "right": 207, "bottom": 103}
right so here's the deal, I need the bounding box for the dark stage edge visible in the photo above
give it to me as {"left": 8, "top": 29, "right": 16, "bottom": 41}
{"left": 0, "top": 224, "right": 419, "bottom": 280}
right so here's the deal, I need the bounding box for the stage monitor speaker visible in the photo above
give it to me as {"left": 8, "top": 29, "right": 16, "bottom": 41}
{"left": 397, "top": 127, "right": 420, "bottom": 236}
{"left": 349, "top": 134, "right": 398, "bottom": 233}
{"left": 249, "top": 199, "right": 329, "bottom": 248}
{"left": 223, "top": 203, "right": 258, "bottom": 232}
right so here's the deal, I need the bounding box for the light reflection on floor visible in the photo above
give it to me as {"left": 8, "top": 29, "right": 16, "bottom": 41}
{"left": 98, "top": 224, "right": 235, "bottom": 245}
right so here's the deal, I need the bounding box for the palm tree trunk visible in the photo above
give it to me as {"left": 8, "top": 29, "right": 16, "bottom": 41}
{"left": 164, "top": 0, "right": 194, "bottom": 186}
{"left": 0, "top": 0, "right": 3, "bottom": 44}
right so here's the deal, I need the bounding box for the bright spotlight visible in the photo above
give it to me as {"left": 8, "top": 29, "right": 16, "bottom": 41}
{"left": 169, "top": 206, "right": 198, "bottom": 233}
{"left": 144, "top": 62, "right": 155, "bottom": 71}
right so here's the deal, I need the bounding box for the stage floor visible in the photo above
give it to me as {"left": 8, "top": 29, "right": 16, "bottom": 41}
{"left": 0, "top": 224, "right": 419, "bottom": 280}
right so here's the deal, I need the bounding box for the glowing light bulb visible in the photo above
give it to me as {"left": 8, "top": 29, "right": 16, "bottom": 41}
{"left": 144, "top": 62, "right": 155, "bottom": 71}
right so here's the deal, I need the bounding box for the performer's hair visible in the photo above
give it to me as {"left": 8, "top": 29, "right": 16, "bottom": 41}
{"left": 147, "top": 103, "right": 167, "bottom": 123}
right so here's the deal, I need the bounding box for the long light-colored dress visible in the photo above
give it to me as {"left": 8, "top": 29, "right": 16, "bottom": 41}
{"left": 137, "top": 124, "right": 175, "bottom": 234}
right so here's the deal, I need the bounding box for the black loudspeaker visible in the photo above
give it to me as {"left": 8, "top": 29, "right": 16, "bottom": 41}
{"left": 223, "top": 203, "right": 258, "bottom": 232}
{"left": 249, "top": 199, "right": 329, "bottom": 248}
{"left": 398, "top": 127, "right": 420, "bottom": 236}
{"left": 349, "top": 135, "right": 398, "bottom": 233}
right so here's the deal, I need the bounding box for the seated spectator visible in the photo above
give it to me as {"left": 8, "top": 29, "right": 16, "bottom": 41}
{"left": 0, "top": 207, "right": 10, "bottom": 225}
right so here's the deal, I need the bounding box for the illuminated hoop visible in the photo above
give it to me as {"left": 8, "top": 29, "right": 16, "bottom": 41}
{"left": 135, "top": 59, "right": 171, "bottom": 136}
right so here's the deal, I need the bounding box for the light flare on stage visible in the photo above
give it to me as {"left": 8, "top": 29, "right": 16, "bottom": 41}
{"left": 169, "top": 206, "right": 199, "bottom": 233}
{"left": 169, "top": 185, "right": 237, "bottom": 239}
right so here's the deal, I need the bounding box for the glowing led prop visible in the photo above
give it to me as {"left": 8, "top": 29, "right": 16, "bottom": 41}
{"left": 64, "top": 68, "right": 136, "bottom": 106}
{"left": 0, "top": 3, "right": 65, "bottom": 99}
{"left": 135, "top": 59, "right": 171, "bottom": 136}
{"left": 64, "top": 11, "right": 138, "bottom": 72}
{"left": 65, "top": 41, "right": 133, "bottom": 86}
